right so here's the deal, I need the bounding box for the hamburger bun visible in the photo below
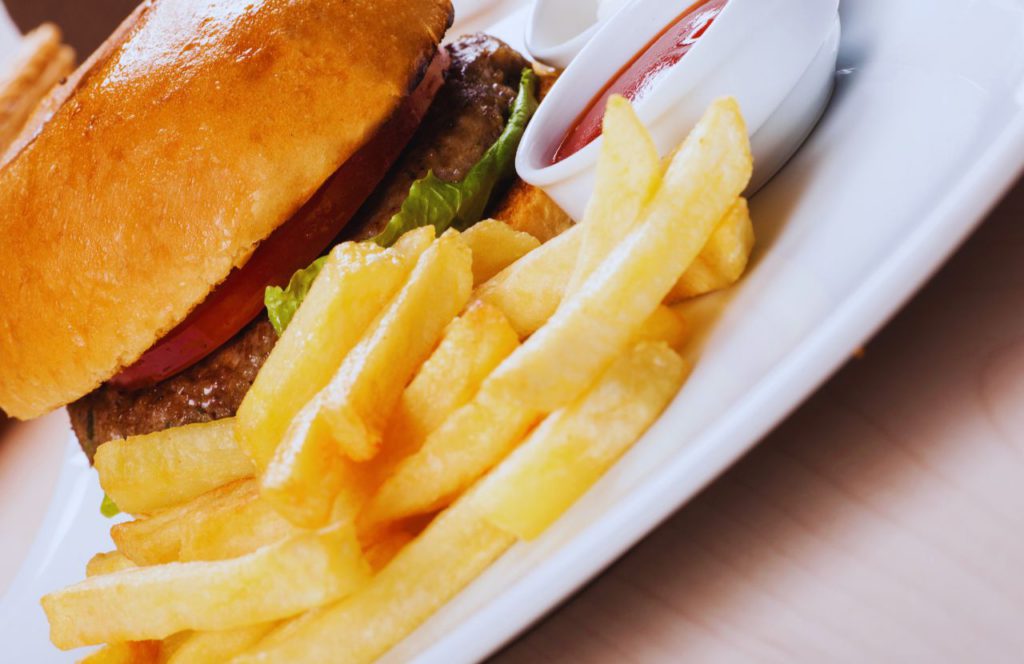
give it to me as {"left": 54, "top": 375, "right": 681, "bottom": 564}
{"left": 0, "top": 0, "right": 453, "bottom": 420}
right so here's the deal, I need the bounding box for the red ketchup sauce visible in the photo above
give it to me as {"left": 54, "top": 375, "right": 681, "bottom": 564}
{"left": 552, "top": 0, "right": 729, "bottom": 163}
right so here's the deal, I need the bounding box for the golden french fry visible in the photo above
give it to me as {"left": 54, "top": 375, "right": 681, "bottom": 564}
{"left": 635, "top": 306, "right": 689, "bottom": 351}
{"left": 476, "top": 342, "right": 686, "bottom": 539}
{"left": 475, "top": 206, "right": 747, "bottom": 339}
{"left": 178, "top": 491, "right": 297, "bottom": 563}
{"left": 77, "top": 641, "right": 162, "bottom": 664}
{"left": 373, "top": 302, "right": 520, "bottom": 477}
{"left": 231, "top": 499, "right": 515, "bottom": 664}
{"left": 236, "top": 229, "right": 434, "bottom": 471}
{"left": 266, "top": 302, "right": 518, "bottom": 530}
{"left": 365, "top": 101, "right": 749, "bottom": 525}
{"left": 462, "top": 219, "right": 541, "bottom": 285}
{"left": 364, "top": 529, "right": 416, "bottom": 572}
{"left": 361, "top": 314, "right": 683, "bottom": 531}
{"left": 165, "top": 623, "right": 279, "bottom": 664}
{"left": 668, "top": 197, "right": 754, "bottom": 302}
{"left": 111, "top": 480, "right": 255, "bottom": 565}
{"left": 95, "top": 419, "right": 253, "bottom": 515}
{"left": 565, "top": 95, "right": 661, "bottom": 297}
{"left": 361, "top": 389, "right": 539, "bottom": 528}
{"left": 86, "top": 552, "right": 135, "bottom": 577}
{"left": 474, "top": 223, "right": 581, "bottom": 338}
{"left": 485, "top": 97, "right": 751, "bottom": 411}
{"left": 259, "top": 404, "right": 368, "bottom": 528}
{"left": 319, "top": 230, "right": 473, "bottom": 462}
{"left": 43, "top": 525, "right": 370, "bottom": 649}
{"left": 159, "top": 632, "right": 191, "bottom": 659}
{"left": 111, "top": 516, "right": 181, "bottom": 567}
{"left": 245, "top": 609, "right": 326, "bottom": 654}
{"left": 233, "top": 350, "right": 687, "bottom": 664}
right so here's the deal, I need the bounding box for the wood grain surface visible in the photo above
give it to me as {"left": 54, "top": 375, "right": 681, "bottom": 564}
{"left": 496, "top": 179, "right": 1024, "bottom": 663}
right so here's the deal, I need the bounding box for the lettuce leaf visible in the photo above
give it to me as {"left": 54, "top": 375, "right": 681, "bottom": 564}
{"left": 371, "top": 68, "right": 539, "bottom": 247}
{"left": 265, "top": 256, "right": 328, "bottom": 335}
{"left": 265, "top": 68, "right": 539, "bottom": 333}
{"left": 100, "top": 493, "right": 120, "bottom": 518}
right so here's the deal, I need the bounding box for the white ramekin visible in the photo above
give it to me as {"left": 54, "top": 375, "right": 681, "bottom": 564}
{"left": 525, "top": 0, "right": 604, "bottom": 70}
{"left": 517, "top": 0, "right": 841, "bottom": 220}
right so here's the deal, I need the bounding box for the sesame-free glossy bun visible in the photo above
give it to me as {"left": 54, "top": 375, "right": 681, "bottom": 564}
{"left": 0, "top": 0, "right": 453, "bottom": 419}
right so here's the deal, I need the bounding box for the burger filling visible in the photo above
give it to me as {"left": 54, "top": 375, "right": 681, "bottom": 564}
{"left": 69, "top": 34, "right": 532, "bottom": 460}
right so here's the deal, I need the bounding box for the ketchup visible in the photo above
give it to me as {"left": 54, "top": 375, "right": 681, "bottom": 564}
{"left": 553, "top": 0, "right": 728, "bottom": 163}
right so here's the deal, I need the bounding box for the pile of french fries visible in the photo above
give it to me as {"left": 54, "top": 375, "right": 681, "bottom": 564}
{"left": 43, "top": 95, "right": 755, "bottom": 664}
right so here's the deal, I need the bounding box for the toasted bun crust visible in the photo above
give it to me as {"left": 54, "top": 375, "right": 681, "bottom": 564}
{"left": 0, "top": 0, "right": 453, "bottom": 419}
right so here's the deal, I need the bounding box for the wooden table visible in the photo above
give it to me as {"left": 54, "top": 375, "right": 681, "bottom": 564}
{"left": 497, "top": 180, "right": 1024, "bottom": 663}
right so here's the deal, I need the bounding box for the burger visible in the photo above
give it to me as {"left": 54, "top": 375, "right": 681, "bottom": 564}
{"left": 0, "top": 0, "right": 561, "bottom": 459}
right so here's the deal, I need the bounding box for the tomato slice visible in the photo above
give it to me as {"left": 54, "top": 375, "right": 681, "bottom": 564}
{"left": 109, "top": 49, "right": 449, "bottom": 391}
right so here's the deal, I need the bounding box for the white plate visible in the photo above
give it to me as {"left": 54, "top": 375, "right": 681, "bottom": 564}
{"left": 3, "top": 0, "right": 1024, "bottom": 661}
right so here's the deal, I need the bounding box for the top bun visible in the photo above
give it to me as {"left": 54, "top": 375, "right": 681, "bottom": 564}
{"left": 0, "top": 0, "right": 453, "bottom": 419}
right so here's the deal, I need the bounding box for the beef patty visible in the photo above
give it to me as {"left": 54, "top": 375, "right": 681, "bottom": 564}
{"left": 69, "top": 318, "right": 278, "bottom": 461}
{"left": 348, "top": 33, "right": 529, "bottom": 240}
{"left": 68, "top": 34, "right": 529, "bottom": 460}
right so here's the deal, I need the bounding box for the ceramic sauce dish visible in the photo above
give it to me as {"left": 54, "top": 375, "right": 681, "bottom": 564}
{"left": 517, "top": 0, "right": 841, "bottom": 220}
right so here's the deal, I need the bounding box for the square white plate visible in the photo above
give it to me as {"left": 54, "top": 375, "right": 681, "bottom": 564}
{"left": 3, "top": 0, "right": 1024, "bottom": 661}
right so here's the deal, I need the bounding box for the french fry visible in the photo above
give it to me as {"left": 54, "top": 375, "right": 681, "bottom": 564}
{"left": 111, "top": 517, "right": 181, "bottom": 567}
{"left": 361, "top": 388, "right": 539, "bottom": 527}
{"left": 159, "top": 632, "right": 191, "bottom": 659}
{"left": 262, "top": 232, "right": 473, "bottom": 527}
{"left": 360, "top": 315, "right": 685, "bottom": 530}
{"left": 232, "top": 347, "right": 686, "bottom": 663}
{"left": 474, "top": 224, "right": 581, "bottom": 338}
{"left": 43, "top": 525, "right": 370, "bottom": 649}
{"left": 564, "top": 95, "right": 661, "bottom": 297}
{"left": 475, "top": 207, "right": 750, "bottom": 339}
{"left": 231, "top": 499, "right": 515, "bottom": 664}
{"left": 364, "top": 98, "right": 750, "bottom": 525}
{"left": 86, "top": 552, "right": 135, "bottom": 577}
{"left": 635, "top": 306, "right": 689, "bottom": 351}
{"left": 476, "top": 342, "right": 687, "bottom": 539}
{"left": 462, "top": 219, "right": 541, "bottom": 285}
{"left": 236, "top": 228, "right": 434, "bottom": 471}
{"left": 259, "top": 404, "right": 368, "bottom": 528}
{"left": 245, "top": 608, "right": 327, "bottom": 653}
{"left": 77, "top": 641, "right": 162, "bottom": 664}
{"left": 373, "top": 302, "right": 520, "bottom": 477}
{"left": 165, "top": 623, "right": 280, "bottom": 664}
{"left": 668, "top": 197, "right": 754, "bottom": 302}
{"left": 265, "top": 302, "right": 518, "bottom": 530}
{"left": 111, "top": 480, "right": 255, "bottom": 565}
{"left": 364, "top": 529, "right": 416, "bottom": 572}
{"left": 113, "top": 478, "right": 300, "bottom": 565}
{"left": 95, "top": 419, "right": 253, "bottom": 515}
{"left": 485, "top": 97, "right": 751, "bottom": 411}
{"left": 179, "top": 490, "right": 298, "bottom": 562}
{"left": 319, "top": 229, "right": 473, "bottom": 461}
